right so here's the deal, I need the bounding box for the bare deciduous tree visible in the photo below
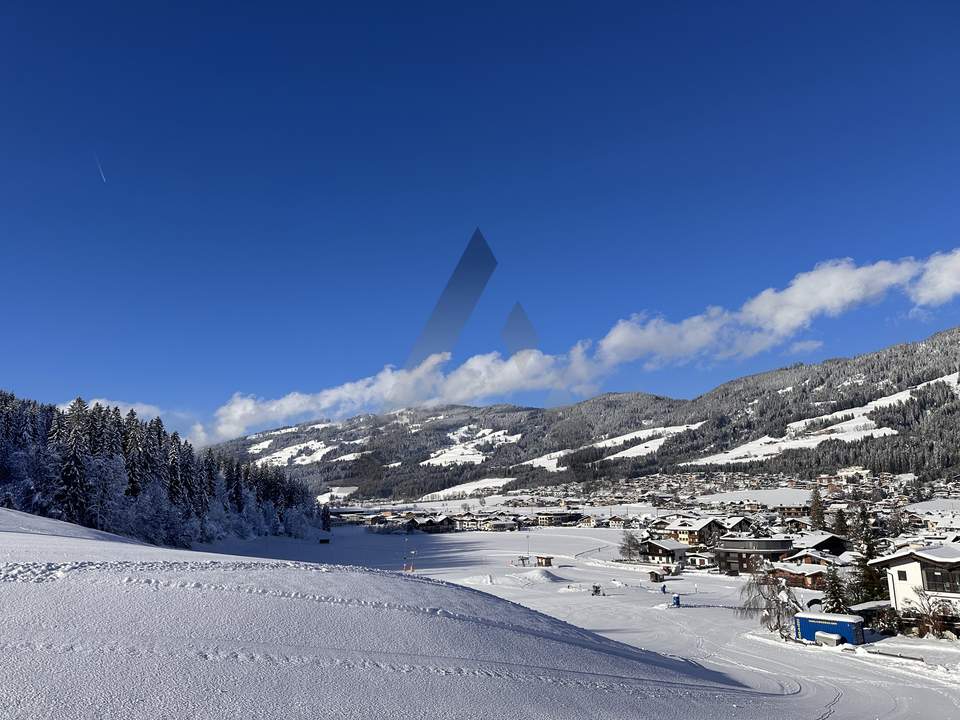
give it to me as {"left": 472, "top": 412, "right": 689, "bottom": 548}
{"left": 738, "top": 557, "right": 803, "bottom": 638}
{"left": 905, "top": 588, "right": 952, "bottom": 638}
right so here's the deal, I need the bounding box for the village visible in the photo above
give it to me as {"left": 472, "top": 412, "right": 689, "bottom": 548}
{"left": 323, "top": 466, "right": 960, "bottom": 644}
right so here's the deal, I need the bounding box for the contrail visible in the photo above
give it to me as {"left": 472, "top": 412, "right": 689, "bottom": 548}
{"left": 94, "top": 153, "right": 107, "bottom": 183}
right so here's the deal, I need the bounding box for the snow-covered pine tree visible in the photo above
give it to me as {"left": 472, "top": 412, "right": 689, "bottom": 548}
{"left": 167, "top": 431, "right": 184, "bottom": 507}
{"left": 831, "top": 508, "right": 848, "bottom": 537}
{"left": 56, "top": 398, "right": 91, "bottom": 524}
{"left": 886, "top": 506, "right": 905, "bottom": 537}
{"left": 106, "top": 407, "right": 124, "bottom": 458}
{"left": 848, "top": 503, "right": 870, "bottom": 544}
{"left": 179, "top": 440, "right": 199, "bottom": 517}
{"left": 849, "top": 531, "right": 887, "bottom": 604}
{"left": 821, "top": 565, "right": 847, "bottom": 613}
{"left": 809, "top": 485, "right": 825, "bottom": 530}
{"left": 122, "top": 410, "right": 144, "bottom": 497}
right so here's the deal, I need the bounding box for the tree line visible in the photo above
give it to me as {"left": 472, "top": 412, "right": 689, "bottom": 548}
{"left": 0, "top": 391, "right": 323, "bottom": 547}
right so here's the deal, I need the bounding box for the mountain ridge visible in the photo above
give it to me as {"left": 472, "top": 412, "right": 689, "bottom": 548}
{"left": 214, "top": 326, "right": 960, "bottom": 499}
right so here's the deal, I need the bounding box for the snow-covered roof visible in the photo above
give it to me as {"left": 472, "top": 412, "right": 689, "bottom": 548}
{"left": 794, "top": 611, "right": 865, "bottom": 623}
{"left": 665, "top": 517, "right": 717, "bottom": 532}
{"left": 869, "top": 542, "right": 960, "bottom": 567}
{"left": 791, "top": 531, "right": 843, "bottom": 549}
{"left": 647, "top": 539, "right": 690, "bottom": 551}
{"left": 720, "top": 516, "right": 750, "bottom": 528}
{"left": 847, "top": 600, "right": 891, "bottom": 613}
{"left": 783, "top": 548, "right": 838, "bottom": 563}
{"left": 773, "top": 562, "right": 826, "bottom": 577}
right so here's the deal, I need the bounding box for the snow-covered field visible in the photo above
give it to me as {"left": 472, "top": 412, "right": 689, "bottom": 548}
{"left": 254, "top": 440, "right": 338, "bottom": 467}
{"left": 589, "top": 422, "right": 705, "bottom": 450}
{"left": 5, "top": 509, "right": 960, "bottom": 719}
{"left": 209, "top": 525, "right": 960, "bottom": 720}
{"left": 0, "top": 509, "right": 801, "bottom": 720}
{"left": 418, "top": 477, "right": 515, "bottom": 501}
{"left": 515, "top": 422, "right": 707, "bottom": 471}
{"left": 419, "top": 426, "right": 521, "bottom": 467}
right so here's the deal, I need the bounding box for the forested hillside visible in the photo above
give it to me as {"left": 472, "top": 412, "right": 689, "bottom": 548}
{"left": 0, "top": 395, "right": 321, "bottom": 546}
{"left": 214, "top": 326, "right": 960, "bottom": 499}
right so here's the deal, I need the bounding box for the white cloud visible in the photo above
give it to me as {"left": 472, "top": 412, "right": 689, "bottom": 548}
{"left": 787, "top": 339, "right": 824, "bottom": 355}
{"left": 738, "top": 257, "right": 919, "bottom": 340}
{"left": 198, "top": 248, "right": 960, "bottom": 441}
{"left": 597, "top": 307, "right": 731, "bottom": 368}
{"left": 909, "top": 249, "right": 960, "bottom": 306}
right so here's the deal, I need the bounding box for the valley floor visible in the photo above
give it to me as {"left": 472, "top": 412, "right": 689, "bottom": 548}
{"left": 207, "top": 525, "right": 960, "bottom": 720}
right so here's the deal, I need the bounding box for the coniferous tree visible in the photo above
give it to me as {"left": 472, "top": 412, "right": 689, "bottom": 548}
{"left": 47, "top": 409, "right": 66, "bottom": 449}
{"left": 821, "top": 565, "right": 848, "bottom": 613}
{"left": 849, "top": 531, "right": 887, "bottom": 604}
{"left": 122, "top": 410, "right": 144, "bottom": 497}
{"left": 831, "top": 508, "right": 848, "bottom": 537}
{"left": 887, "top": 506, "right": 905, "bottom": 537}
{"left": 56, "top": 398, "right": 90, "bottom": 524}
{"left": 179, "top": 440, "right": 198, "bottom": 517}
{"left": 809, "top": 485, "right": 825, "bottom": 530}
{"left": 106, "top": 407, "right": 124, "bottom": 458}
{"left": 167, "top": 432, "right": 184, "bottom": 507}
{"left": 849, "top": 503, "right": 870, "bottom": 544}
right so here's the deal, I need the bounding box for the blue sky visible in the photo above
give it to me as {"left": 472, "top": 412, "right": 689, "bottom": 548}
{"left": 3, "top": 2, "right": 960, "bottom": 441}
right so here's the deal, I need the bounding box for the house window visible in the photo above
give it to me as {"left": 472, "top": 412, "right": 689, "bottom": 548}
{"left": 923, "top": 567, "right": 960, "bottom": 594}
{"left": 897, "top": 570, "right": 907, "bottom": 581}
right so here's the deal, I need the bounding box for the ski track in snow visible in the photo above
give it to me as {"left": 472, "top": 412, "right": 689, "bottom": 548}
{"left": 0, "top": 633, "right": 778, "bottom": 702}
{"left": 5, "top": 516, "right": 959, "bottom": 719}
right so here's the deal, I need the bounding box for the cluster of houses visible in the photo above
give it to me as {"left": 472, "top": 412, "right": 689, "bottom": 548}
{"left": 329, "top": 466, "right": 960, "bottom": 629}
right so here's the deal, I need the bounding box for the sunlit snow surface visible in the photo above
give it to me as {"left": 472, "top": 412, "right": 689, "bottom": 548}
{"left": 0, "top": 509, "right": 813, "bottom": 720}
{"left": 205, "top": 525, "right": 960, "bottom": 720}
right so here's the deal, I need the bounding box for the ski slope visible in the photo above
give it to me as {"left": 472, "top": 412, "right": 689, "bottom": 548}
{"left": 0, "top": 510, "right": 801, "bottom": 720}
{"left": 418, "top": 477, "right": 515, "bottom": 501}
{"left": 685, "top": 373, "right": 960, "bottom": 466}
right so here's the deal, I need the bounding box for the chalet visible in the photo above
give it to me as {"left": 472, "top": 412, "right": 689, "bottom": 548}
{"left": 664, "top": 518, "right": 723, "bottom": 546}
{"left": 578, "top": 515, "right": 607, "bottom": 528}
{"left": 647, "top": 517, "right": 672, "bottom": 538}
{"left": 719, "top": 516, "right": 752, "bottom": 534}
{"left": 782, "top": 548, "right": 840, "bottom": 566}
{"left": 480, "top": 518, "right": 517, "bottom": 532}
{"left": 772, "top": 562, "right": 827, "bottom": 590}
{"left": 414, "top": 515, "right": 454, "bottom": 533}
{"left": 781, "top": 517, "right": 813, "bottom": 533}
{"left": 715, "top": 534, "right": 794, "bottom": 574}
{"left": 869, "top": 543, "right": 960, "bottom": 618}
{"left": 791, "top": 531, "right": 848, "bottom": 557}
{"left": 536, "top": 511, "right": 582, "bottom": 527}
{"left": 608, "top": 516, "right": 628, "bottom": 529}
{"left": 637, "top": 539, "right": 689, "bottom": 565}
{"left": 774, "top": 502, "right": 810, "bottom": 519}
{"left": 453, "top": 514, "right": 480, "bottom": 531}
{"left": 686, "top": 551, "right": 716, "bottom": 568}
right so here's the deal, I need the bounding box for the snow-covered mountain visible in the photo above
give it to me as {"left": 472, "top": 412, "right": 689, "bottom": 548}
{"left": 0, "top": 508, "right": 791, "bottom": 719}
{"left": 214, "top": 326, "right": 960, "bottom": 499}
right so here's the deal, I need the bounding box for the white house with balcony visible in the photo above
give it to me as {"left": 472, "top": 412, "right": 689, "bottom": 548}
{"left": 869, "top": 543, "right": 960, "bottom": 616}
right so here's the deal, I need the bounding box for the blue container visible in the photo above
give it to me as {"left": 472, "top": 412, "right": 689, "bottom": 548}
{"left": 794, "top": 612, "right": 865, "bottom": 645}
